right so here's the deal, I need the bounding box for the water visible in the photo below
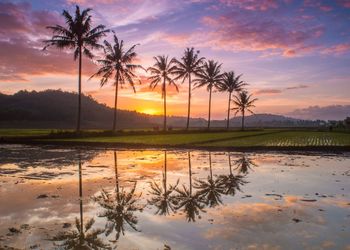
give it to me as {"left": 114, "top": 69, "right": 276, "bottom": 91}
{"left": 0, "top": 145, "right": 349, "bottom": 250}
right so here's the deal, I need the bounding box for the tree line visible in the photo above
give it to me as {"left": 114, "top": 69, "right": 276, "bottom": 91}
{"left": 44, "top": 5, "right": 257, "bottom": 132}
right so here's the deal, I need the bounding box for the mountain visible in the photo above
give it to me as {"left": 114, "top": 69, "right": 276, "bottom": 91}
{"left": 0, "top": 90, "right": 324, "bottom": 129}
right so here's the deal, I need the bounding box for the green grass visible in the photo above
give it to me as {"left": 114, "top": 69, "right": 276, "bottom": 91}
{"left": 0, "top": 129, "right": 53, "bottom": 137}
{"left": 1, "top": 128, "right": 350, "bottom": 148}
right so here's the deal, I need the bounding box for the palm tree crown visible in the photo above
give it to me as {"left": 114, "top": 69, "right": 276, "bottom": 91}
{"left": 217, "top": 72, "right": 247, "bottom": 129}
{"left": 91, "top": 35, "right": 142, "bottom": 131}
{"left": 173, "top": 48, "right": 205, "bottom": 129}
{"left": 232, "top": 91, "right": 257, "bottom": 130}
{"left": 43, "top": 5, "right": 109, "bottom": 131}
{"left": 147, "top": 55, "right": 178, "bottom": 130}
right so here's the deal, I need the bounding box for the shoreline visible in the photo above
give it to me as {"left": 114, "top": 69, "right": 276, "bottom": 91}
{"left": 2, "top": 139, "right": 350, "bottom": 153}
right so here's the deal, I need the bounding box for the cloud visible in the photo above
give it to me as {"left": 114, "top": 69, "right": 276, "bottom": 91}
{"left": 337, "top": 0, "right": 350, "bottom": 8}
{"left": 289, "top": 105, "right": 350, "bottom": 120}
{"left": 219, "top": 0, "right": 279, "bottom": 11}
{"left": 321, "top": 43, "right": 350, "bottom": 55}
{"left": 0, "top": 1, "right": 99, "bottom": 82}
{"left": 255, "top": 89, "right": 282, "bottom": 95}
{"left": 285, "top": 84, "right": 309, "bottom": 90}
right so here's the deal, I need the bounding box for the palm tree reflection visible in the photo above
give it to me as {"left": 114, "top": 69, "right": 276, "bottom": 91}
{"left": 233, "top": 154, "right": 257, "bottom": 175}
{"left": 94, "top": 151, "right": 142, "bottom": 241}
{"left": 194, "top": 152, "right": 225, "bottom": 207}
{"left": 148, "top": 151, "right": 179, "bottom": 215}
{"left": 51, "top": 155, "right": 110, "bottom": 249}
{"left": 218, "top": 154, "right": 248, "bottom": 196}
{"left": 175, "top": 152, "right": 206, "bottom": 222}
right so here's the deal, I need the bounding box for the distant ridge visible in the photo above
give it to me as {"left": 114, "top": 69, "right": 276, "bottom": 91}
{"left": 0, "top": 90, "right": 323, "bottom": 129}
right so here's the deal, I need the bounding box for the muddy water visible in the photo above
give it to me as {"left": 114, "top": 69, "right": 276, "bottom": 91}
{"left": 0, "top": 145, "right": 349, "bottom": 250}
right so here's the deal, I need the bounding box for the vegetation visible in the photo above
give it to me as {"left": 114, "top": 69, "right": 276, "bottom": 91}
{"left": 194, "top": 60, "right": 224, "bottom": 129}
{"left": 147, "top": 56, "right": 178, "bottom": 131}
{"left": 91, "top": 34, "right": 142, "bottom": 131}
{"left": 232, "top": 91, "right": 258, "bottom": 130}
{"left": 173, "top": 48, "right": 205, "bottom": 130}
{"left": 44, "top": 6, "right": 109, "bottom": 132}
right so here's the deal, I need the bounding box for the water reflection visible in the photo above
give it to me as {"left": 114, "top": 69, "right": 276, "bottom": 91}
{"left": 175, "top": 152, "right": 206, "bottom": 222}
{"left": 1, "top": 145, "right": 349, "bottom": 250}
{"left": 148, "top": 151, "right": 179, "bottom": 216}
{"left": 51, "top": 155, "right": 110, "bottom": 249}
{"left": 94, "top": 151, "right": 143, "bottom": 241}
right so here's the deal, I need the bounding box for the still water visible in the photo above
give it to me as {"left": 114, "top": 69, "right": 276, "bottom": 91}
{"left": 0, "top": 145, "right": 349, "bottom": 250}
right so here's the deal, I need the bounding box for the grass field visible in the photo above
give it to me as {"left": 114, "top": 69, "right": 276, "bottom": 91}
{"left": 1, "top": 129, "right": 349, "bottom": 148}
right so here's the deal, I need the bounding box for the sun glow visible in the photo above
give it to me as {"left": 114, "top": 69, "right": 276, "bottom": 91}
{"left": 139, "top": 108, "right": 160, "bottom": 115}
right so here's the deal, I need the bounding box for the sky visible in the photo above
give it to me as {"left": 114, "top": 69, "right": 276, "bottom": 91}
{"left": 0, "top": 0, "right": 350, "bottom": 120}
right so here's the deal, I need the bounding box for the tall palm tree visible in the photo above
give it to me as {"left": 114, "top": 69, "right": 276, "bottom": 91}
{"left": 218, "top": 154, "right": 248, "bottom": 196}
{"left": 148, "top": 151, "right": 179, "bottom": 215}
{"left": 231, "top": 91, "right": 257, "bottom": 130}
{"left": 44, "top": 6, "right": 109, "bottom": 132}
{"left": 194, "top": 60, "right": 223, "bottom": 129}
{"left": 91, "top": 35, "right": 143, "bottom": 131}
{"left": 147, "top": 56, "right": 178, "bottom": 131}
{"left": 173, "top": 48, "right": 205, "bottom": 129}
{"left": 51, "top": 156, "right": 110, "bottom": 249}
{"left": 194, "top": 152, "right": 225, "bottom": 208}
{"left": 217, "top": 72, "right": 246, "bottom": 129}
{"left": 94, "top": 151, "right": 142, "bottom": 241}
{"left": 175, "top": 152, "right": 206, "bottom": 222}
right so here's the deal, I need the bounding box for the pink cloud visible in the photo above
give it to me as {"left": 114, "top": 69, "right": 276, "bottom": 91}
{"left": 321, "top": 43, "right": 350, "bottom": 55}
{"left": 337, "top": 0, "right": 350, "bottom": 8}
{"left": 0, "top": 2, "right": 99, "bottom": 82}
{"left": 219, "top": 0, "right": 279, "bottom": 11}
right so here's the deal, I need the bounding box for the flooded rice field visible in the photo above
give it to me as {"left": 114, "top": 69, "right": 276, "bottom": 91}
{"left": 0, "top": 145, "right": 349, "bottom": 250}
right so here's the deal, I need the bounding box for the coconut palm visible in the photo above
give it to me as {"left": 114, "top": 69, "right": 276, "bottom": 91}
{"left": 51, "top": 157, "right": 110, "bottom": 249}
{"left": 94, "top": 151, "right": 142, "bottom": 241}
{"left": 148, "top": 151, "right": 179, "bottom": 215}
{"left": 217, "top": 72, "right": 246, "bottom": 129}
{"left": 218, "top": 154, "right": 248, "bottom": 196}
{"left": 194, "top": 60, "right": 224, "bottom": 129}
{"left": 232, "top": 154, "right": 257, "bottom": 175}
{"left": 231, "top": 91, "right": 257, "bottom": 130}
{"left": 175, "top": 152, "right": 206, "bottom": 222}
{"left": 91, "top": 35, "right": 143, "bottom": 131}
{"left": 147, "top": 56, "right": 178, "bottom": 131}
{"left": 43, "top": 6, "right": 109, "bottom": 132}
{"left": 173, "top": 48, "right": 205, "bottom": 129}
{"left": 194, "top": 152, "right": 225, "bottom": 208}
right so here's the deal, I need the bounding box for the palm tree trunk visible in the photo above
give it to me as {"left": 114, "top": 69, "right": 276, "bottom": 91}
{"left": 78, "top": 155, "right": 83, "bottom": 235}
{"left": 209, "top": 152, "right": 213, "bottom": 180}
{"left": 208, "top": 86, "right": 212, "bottom": 129}
{"left": 228, "top": 154, "right": 232, "bottom": 175}
{"left": 113, "top": 70, "right": 120, "bottom": 132}
{"left": 241, "top": 109, "right": 245, "bottom": 131}
{"left": 188, "top": 151, "right": 192, "bottom": 195}
{"left": 227, "top": 92, "right": 231, "bottom": 129}
{"left": 163, "top": 77, "right": 167, "bottom": 131}
{"left": 77, "top": 47, "right": 82, "bottom": 132}
{"left": 186, "top": 74, "right": 191, "bottom": 130}
{"left": 114, "top": 151, "right": 120, "bottom": 200}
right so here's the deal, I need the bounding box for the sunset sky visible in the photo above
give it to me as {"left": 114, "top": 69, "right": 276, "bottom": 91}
{"left": 1, "top": 0, "right": 350, "bottom": 120}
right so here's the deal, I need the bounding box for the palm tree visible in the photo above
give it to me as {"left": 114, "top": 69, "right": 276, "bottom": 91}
{"left": 147, "top": 56, "right": 178, "bottom": 131}
{"left": 175, "top": 152, "right": 206, "bottom": 222}
{"left": 94, "top": 151, "right": 142, "bottom": 241}
{"left": 194, "top": 152, "right": 225, "bottom": 208}
{"left": 148, "top": 151, "right": 179, "bottom": 215}
{"left": 91, "top": 35, "right": 143, "bottom": 131}
{"left": 218, "top": 154, "right": 248, "bottom": 196}
{"left": 51, "top": 156, "right": 110, "bottom": 249}
{"left": 232, "top": 91, "right": 257, "bottom": 130}
{"left": 232, "top": 154, "right": 257, "bottom": 175}
{"left": 173, "top": 48, "right": 205, "bottom": 129}
{"left": 194, "top": 60, "right": 223, "bottom": 129}
{"left": 43, "top": 6, "right": 109, "bottom": 132}
{"left": 217, "top": 72, "right": 246, "bottom": 129}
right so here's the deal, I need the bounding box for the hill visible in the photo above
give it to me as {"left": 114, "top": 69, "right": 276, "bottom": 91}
{"left": 0, "top": 90, "right": 323, "bottom": 129}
